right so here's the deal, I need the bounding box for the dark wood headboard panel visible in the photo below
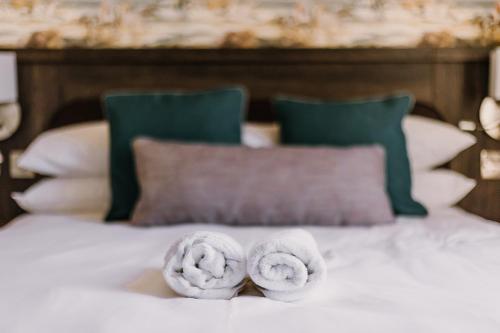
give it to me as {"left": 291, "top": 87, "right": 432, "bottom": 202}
{"left": 46, "top": 96, "right": 443, "bottom": 129}
{"left": 1, "top": 48, "right": 498, "bottom": 224}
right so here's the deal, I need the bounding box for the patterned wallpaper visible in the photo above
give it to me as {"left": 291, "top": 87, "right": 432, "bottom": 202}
{"left": 0, "top": 0, "right": 499, "bottom": 48}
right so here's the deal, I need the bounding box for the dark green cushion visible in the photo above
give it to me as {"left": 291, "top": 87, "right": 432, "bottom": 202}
{"left": 105, "top": 88, "right": 245, "bottom": 221}
{"left": 274, "top": 94, "right": 427, "bottom": 216}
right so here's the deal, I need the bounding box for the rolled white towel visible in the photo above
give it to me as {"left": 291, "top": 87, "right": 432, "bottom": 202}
{"left": 247, "top": 229, "right": 327, "bottom": 302}
{"left": 163, "top": 231, "right": 247, "bottom": 299}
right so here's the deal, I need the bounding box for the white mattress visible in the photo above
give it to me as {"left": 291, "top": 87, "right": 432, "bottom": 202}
{"left": 1, "top": 208, "right": 499, "bottom": 333}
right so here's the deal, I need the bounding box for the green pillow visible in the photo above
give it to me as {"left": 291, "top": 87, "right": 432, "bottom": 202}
{"left": 274, "top": 93, "right": 427, "bottom": 216}
{"left": 105, "top": 88, "right": 246, "bottom": 221}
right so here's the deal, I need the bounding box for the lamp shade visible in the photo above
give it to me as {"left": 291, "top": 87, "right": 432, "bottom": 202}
{"left": 479, "top": 97, "right": 500, "bottom": 140}
{"left": 0, "top": 52, "right": 17, "bottom": 103}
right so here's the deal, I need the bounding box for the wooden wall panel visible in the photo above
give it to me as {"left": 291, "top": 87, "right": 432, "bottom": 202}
{"left": 56, "top": 63, "right": 433, "bottom": 100}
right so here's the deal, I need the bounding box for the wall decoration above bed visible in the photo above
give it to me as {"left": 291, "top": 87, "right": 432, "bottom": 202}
{"left": 0, "top": 0, "right": 498, "bottom": 49}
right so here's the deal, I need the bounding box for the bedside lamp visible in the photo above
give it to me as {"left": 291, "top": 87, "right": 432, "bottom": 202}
{"left": 478, "top": 97, "right": 500, "bottom": 140}
{"left": 473, "top": 48, "right": 500, "bottom": 180}
{"left": 0, "top": 52, "right": 21, "bottom": 141}
{"left": 482, "top": 48, "right": 500, "bottom": 140}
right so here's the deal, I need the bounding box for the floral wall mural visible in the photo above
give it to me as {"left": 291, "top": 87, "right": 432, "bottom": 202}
{"left": 0, "top": 0, "right": 498, "bottom": 48}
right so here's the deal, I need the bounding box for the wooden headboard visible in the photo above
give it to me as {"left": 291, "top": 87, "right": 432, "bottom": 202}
{"left": 0, "top": 48, "right": 498, "bottom": 224}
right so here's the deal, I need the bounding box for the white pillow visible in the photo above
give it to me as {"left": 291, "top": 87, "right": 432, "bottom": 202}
{"left": 13, "top": 169, "right": 474, "bottom": 216}
{"left": 243, "top": 122, "right": 279, "bottom": 148}
{"left": 403, "top": 116, "right": 476, "bottom": 171}
{"left": 17, "top": 122, "right": 280, "bottom": 177}
{"left": 17, "top": 116, "right": 475, "bottom": 177}
{"left": 412, "top": 169, "right": 476, "bottom": 210}
{"left": 12, "top": 178, "right": 110, "bottom": 215}
{"left": 17, "top": 121, "right": 109, "bottom": 177}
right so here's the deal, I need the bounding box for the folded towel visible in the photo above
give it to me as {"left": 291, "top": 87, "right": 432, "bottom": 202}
{"left": 163, "top": 231, "right": 247, "bottom": 300}
{"left": 247, "top": 229, "right": 327, "bottom": 302}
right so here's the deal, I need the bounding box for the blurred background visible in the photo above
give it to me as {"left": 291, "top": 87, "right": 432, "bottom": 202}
{"left": 1, "top": 0, "right": 500, "bottom": 49}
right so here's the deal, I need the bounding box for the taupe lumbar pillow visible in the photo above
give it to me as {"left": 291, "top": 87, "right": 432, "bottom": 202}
{"left": 131, "top": 138, "right": 394, "bottom": 226}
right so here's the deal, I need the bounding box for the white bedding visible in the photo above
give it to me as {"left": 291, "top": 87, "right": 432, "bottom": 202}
{"left": 1, "top": 209, "right": 499, "bottom": 333}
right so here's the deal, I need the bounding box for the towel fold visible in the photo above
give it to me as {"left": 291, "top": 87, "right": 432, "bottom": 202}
{"left": 163, "top": 231, "right": 247, "bottom": 299}
{"left": 247, "top": 229, "right": 327, "bottom": 302}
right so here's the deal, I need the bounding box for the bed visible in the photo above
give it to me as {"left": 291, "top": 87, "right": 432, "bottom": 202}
{"left": 0, "top": 48, "right": 499, "bottom": 332}
{"left": 1, "top": 209, "right": 500, "bottom": 332}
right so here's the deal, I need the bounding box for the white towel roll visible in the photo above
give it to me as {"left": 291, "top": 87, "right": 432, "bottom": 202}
{"left": 163, "top": 231, "right": 247, "bottom": 299}
{"left": 247, "top": 229, "right": 327, "bottom": 302}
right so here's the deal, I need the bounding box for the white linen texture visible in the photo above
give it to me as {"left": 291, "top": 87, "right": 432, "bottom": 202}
{"left": 163, "top": 231, "right": 247, "bottom": 300}
{"left": 2, "top": 210, "right": 500, "bottom": 333}
{"left": 247, "top": 229, "right": 327, "bottom": 302}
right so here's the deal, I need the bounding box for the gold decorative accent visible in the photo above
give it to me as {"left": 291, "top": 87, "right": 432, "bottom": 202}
{"left": 418, "top": 30, "right": 457, "bottom": 48}
{"left": 25, "top": 30, "right": 63, "bottom": 49}
{"left": 221, "top": 30, "right": 258, "bottom": 48}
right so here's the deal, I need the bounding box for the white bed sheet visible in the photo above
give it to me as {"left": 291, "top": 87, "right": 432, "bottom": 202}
{"left": 1, "top": 208, "right": 499, "bottom": 333}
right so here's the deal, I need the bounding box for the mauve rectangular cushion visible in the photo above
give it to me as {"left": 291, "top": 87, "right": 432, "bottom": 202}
{"left": 131, "top": 138, "right": 395, "bottom": 226}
